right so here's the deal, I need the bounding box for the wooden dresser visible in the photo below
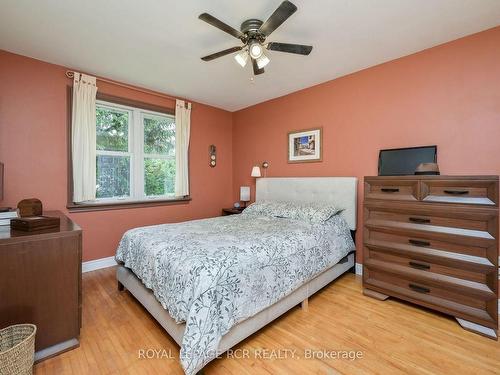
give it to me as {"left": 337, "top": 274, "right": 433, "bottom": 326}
{"left": 0, "top": 211, "right": 82, "bottom": 361}
{"left": 363, "top": 176, "right": 498, "bottom": 339}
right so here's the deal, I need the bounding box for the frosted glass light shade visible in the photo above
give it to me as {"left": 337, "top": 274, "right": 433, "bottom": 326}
{"left": 249, "top": 41, "right": 263, "bottom": 59}
{"left": 234, "top": 51, "right": 248, "bottom": 67}
{"left": 256, "top": 54, "right": 270, "bottom": 69}
{"left": 240, "top": 186, "right": 250, "bottom": 202}
{"left": 251, "top": 166, "right": 261, "bottom": 177}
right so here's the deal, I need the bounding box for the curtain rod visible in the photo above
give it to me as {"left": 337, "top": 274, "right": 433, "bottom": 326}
{"left": 65, "top": 70, "right": 185, "bottom": 103}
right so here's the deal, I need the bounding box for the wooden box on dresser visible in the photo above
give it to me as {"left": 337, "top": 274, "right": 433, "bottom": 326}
{"left": 363, "top": 176, "right": 499, "bottom": 339}
{"left": 0, "top": 211, "right": 82, "bottom": 361}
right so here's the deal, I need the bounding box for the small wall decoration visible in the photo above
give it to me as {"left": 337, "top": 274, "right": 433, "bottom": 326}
{"left": 209, "top": 145, "right": 216, "bottom": 167}
{"left": 288, "top": 128, "right": 322, "bottom": 163}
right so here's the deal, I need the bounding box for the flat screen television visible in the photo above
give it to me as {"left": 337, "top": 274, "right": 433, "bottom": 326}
{"left": 378, "top": 146, "right": 437, "bottom": 176}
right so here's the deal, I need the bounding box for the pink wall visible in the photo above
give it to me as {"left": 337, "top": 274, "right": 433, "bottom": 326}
{"left": 2, "top": 26, "right": 500, "bottom": 263}
{"left": 232, "top": 27, "right": 500, "bottom": 262}
{"left": 0, "top": 50, "right": 233, "bottom": 261}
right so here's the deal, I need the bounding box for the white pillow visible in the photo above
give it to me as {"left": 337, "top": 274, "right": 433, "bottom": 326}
{"left": 243, "top": 200, "right": 341, "bottom": 223}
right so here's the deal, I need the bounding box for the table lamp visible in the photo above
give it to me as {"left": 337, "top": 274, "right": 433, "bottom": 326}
{"left": 251, "top": 166, "right": 261, "bottom": 177}
{"left": 240, "top": 186, "right": 250, "bottom": 208}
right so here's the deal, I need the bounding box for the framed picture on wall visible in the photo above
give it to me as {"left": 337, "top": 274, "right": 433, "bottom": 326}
{"left": 287, "top": 127, "right": 322, "bottom": 163}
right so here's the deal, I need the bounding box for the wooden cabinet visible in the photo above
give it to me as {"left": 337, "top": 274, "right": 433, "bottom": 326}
{"left": 0, "top": 211, "right": 82, "bottom": 361}
{"left": 363, "top": 176, "right": 498, "bottom": 339}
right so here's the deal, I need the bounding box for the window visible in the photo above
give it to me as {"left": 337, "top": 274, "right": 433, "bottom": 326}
{"left": 94, "top": 100, "right": 176, "bottom": 203}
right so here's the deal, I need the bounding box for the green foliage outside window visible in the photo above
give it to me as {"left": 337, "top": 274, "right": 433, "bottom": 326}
{"left": 96, "top": 155, "right": 130, "bottom": 198}
{"left": 96, "top": 107, "right": 128, "bottom": 151}
{"left": 143, "top": 115, "right": 175, "bottom": 156}
{"left": 145, "top": 158, "right": 175, "bottom": 196}
{"left": 144, "top": 114, "right": 176, "bottom": 196}
{"left": 95, "top": 105, "right": 176, "bottom": 199}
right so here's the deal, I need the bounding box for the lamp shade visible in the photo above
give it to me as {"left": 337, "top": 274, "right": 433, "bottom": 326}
{"left": 251, "top": 166, "right": 261, "bottom": 177}
{"left": 234, "top": 51, "right": 248, "bottom": 67}
{"left": 240, "top": 186, "right": 250, "bottom": 202}
{"left": 249, "top": 41, "right": 263, "bottom": 59}
{"left": 256, "top": 53, "right": 270, "bottom": 69}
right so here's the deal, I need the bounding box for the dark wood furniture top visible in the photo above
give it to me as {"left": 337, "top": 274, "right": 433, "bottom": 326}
{"left": 222, "top": 208, "right": 244, "bottom": 216}
{"left": 363, "top": 175, "right": 499, "bottom": 339}
{"left": 0, "top": 211, "right": 82, "bottom": 361}
{"left": 0, "top": 210, "right": 80, "bottom": 240}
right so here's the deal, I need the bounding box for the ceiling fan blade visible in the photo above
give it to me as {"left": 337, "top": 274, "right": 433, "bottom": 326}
{"left": 252, "top": 59, "right": 265, "bottom": 75}
{"left": 199, "top": 13, "right": 243, "bottom": 39}
{"left": 201, "top": 46, "right": 243, "bottom": 61}
{"left": 267, "top": 42, "right": 312, "bottom": 55}
{"left": 259, "top": 1, "right": 298, "bottom": 37}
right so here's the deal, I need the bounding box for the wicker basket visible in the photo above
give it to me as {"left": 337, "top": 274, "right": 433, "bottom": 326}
{"left": 0, "top": 324, "right": 36, "bottom": 375}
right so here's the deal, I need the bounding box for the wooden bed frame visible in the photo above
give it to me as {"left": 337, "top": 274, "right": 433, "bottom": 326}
{"left": 116, "top": 177, "right": 358, "bottom": 371}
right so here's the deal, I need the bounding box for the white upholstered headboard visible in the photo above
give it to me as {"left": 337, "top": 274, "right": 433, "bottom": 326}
{"left": 255, "top": 177, "right": 358, "bottom": 230}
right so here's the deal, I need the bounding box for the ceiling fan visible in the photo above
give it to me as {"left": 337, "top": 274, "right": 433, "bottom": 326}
{"left": 199, "top": 1, "right": 312, "bottom": 75}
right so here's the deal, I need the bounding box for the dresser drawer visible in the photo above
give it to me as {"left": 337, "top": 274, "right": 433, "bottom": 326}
{"left": 421, "top": 179, "right": 498, "bottom": 206}
{"left": 364, "top": 267, "right": 498, "bottom": 327}
{"left": 364, "top": 203, "right": 497, "bottom": 240}
{"left": 365, "top": 178, "right": 419, "bottom": 202}
{"left": 365, "top": 247, "right": 493, "bottom": 286}
{"left": 364, "top": 259, "right": 494, "bottom": 300}
{"left": 365, "top": 228, "right": 495, "bottom": 261}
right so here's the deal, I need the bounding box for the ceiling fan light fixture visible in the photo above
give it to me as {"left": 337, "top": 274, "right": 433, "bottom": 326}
{"left": 234, "top": 50, "right": 248, "bottom": 67}
{"left": 249, "top": 41, "right": 263, "bottom": 59}
{"left": 256, "top": 53, "right": 270, "bottom": 69}
{"left": 199, "top": 2, "right": 312, "bottom": 76}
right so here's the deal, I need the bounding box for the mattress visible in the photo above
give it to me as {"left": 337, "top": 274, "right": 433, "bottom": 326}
{"left": 115, "top": 213, "right": 354, "bottom": 375}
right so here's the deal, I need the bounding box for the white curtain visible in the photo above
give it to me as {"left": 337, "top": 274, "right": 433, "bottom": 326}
{"left": 175, "top": 99, "right": 191, "bottom": 197}
{"left": 72, "top": 73, "right": 98, "bottom": 203}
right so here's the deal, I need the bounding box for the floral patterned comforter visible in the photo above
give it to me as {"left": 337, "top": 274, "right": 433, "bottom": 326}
{"left": 115, "top": 213, "right": 354, "bottom": 374}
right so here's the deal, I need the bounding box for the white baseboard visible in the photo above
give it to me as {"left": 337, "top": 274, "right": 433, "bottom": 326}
{"left": 355, "top": 263, "right": 363, "bottom": 276}
{"left": 82, "top": 256, "right": 117, "bottom": 273}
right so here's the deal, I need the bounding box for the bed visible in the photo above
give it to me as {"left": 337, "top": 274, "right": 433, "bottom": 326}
{"left": 115, "top": 177, "right": 357, "bottom": 374}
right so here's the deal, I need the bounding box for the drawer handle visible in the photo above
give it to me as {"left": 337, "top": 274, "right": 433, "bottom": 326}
{"left": 409, "top": 217, "right": 431, "bottom": 224}
{"left": 409, "top": 239, "right": 430, "bottom": 247}
{"left": 409, "top": 283, "right": 430, "bottom": 294}
{"left": 409, "top": 261, "right": 430, "bottom": 270}
{"left": 381, "top": 188, "right": 400, "bottom": 193}
{"left": 443, "top": 189, "right": 469, "bottom": 195}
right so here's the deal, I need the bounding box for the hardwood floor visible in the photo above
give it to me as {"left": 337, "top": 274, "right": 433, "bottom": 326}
{"left": 35, "top": 267, "right": 500, "bottom": 375}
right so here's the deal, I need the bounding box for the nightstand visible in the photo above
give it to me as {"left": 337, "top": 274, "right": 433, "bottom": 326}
{"left": 222, "top": 208, "right": 244, "bottom": 216}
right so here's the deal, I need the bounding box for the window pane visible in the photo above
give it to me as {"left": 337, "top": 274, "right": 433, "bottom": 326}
{"left": 143, "top": 114, "right": 175, "bottom": 156}
{"left": 144, "top": 158, "right": 175, "bottom": 196}
{"left": 96, "top": 155, "right": 130, "bottom": 198}
{"left": 96, "top": 106, "right": 129, "bottom": 152}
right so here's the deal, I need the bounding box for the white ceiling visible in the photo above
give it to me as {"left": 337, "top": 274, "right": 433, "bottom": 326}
{"left": 1, "top": 0, "right": 499, "bottom": 111}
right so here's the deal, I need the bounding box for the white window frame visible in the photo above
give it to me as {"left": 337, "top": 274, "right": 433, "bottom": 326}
{"left": 93, "top": 100, "right": 176, "bottom": 203}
